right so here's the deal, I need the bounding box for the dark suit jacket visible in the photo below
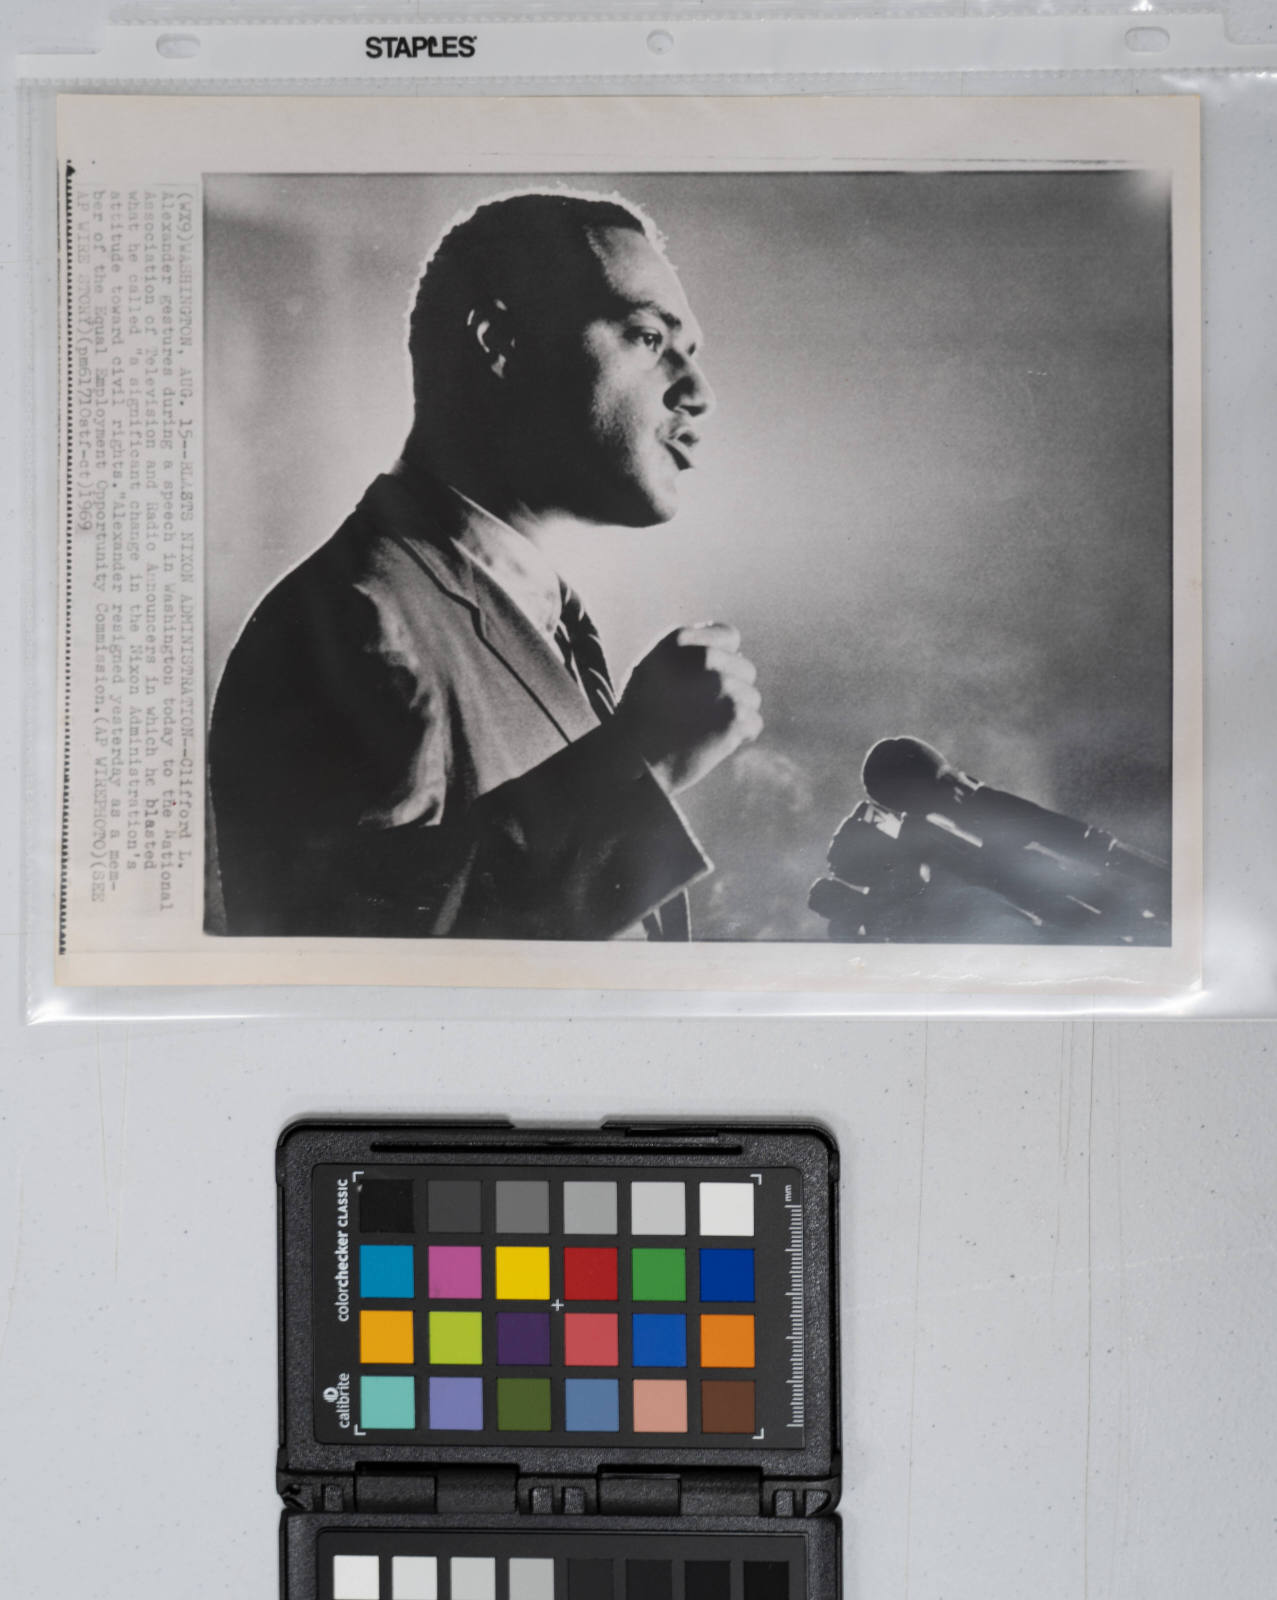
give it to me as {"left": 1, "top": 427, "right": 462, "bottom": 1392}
{"left": 207, "top": 470, "right": 710, "bottom": 939}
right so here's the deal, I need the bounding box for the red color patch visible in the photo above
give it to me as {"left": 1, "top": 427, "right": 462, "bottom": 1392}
{"left": 563, "top": 1247, "right": 618, "bottom": 1301}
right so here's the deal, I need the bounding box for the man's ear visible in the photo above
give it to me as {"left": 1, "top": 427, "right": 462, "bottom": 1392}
{"left": 467, "top": 296, "right": 517, "bottom": 379}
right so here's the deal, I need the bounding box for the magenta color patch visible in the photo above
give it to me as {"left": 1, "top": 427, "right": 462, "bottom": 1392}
{"left": 428, "top": 1244, "right": 482, "bottom": 1299}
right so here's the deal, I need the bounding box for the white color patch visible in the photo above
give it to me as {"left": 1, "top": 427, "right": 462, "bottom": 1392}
{"left": 699, "top": 1181, "right": 755, "bottom": 1237}
{"left": 333, "top": 1554, "right": 381, "bottom": 1600}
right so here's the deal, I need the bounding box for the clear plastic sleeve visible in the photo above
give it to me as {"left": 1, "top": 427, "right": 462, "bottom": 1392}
{"left": 16, "top": 5, "right": 1277, "bottom": 1019}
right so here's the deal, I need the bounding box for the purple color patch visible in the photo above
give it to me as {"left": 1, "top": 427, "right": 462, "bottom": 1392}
{"left": 497, "top": 1311, "right": 551, "bottom": 1366}
{"left": 428, "top": 1245, "right": 482, "bottom": 1299}
{"left": 428, "top": 1376, "right": 483, "bottom": 1430}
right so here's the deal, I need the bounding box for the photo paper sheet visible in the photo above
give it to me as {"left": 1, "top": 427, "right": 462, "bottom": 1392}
{"left": 54, "top": 94, "right": 1201, "bottom": 993}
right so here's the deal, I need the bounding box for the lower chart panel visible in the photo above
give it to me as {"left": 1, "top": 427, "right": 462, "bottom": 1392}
{"left": 312, "top": 1529, "right": 810, "bottom": 1600}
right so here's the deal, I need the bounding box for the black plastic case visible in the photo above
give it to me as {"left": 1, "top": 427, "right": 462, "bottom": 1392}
{"left": 277, "top": 1120, "right": 841, "bottom": 1598}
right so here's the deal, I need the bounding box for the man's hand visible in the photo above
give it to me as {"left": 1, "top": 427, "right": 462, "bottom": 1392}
{"left": 616, "top": 623, "right": 763, "bottom": 795}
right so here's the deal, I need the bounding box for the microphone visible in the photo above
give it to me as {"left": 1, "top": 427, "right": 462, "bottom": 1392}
{"left": 810, "top": 737, "right": 1170, "bottom": 942}
{"left": 862, "top": 737, "right": 1169, "bottom": 891}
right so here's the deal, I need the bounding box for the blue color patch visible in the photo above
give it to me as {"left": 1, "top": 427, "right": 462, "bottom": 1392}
{"left": 360, "top": 1243, "right": 415, "bottom": 1299}
{"left": 632, "top": 1312, "right": 687, "bottom": 1368}
{"left": 699, "top": 1248, "right": 755, "bottom": 1303}
{"left": 564, "top": 1378, "right": 620, "bottom": 1432}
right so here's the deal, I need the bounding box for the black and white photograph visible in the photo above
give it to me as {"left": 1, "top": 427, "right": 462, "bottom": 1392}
{"left": 55, "top": 95, "right": 1201, "bottom": 989}
{"left": 206, "top": 169, "right": 1174, "bottom": 946}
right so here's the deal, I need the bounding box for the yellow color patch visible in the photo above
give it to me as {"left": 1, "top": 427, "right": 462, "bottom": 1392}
{"left": 495, "top": 1246, "right": 551, "bottom": 1301}
{"left": 360, "top": 1309, "right": 415, "bottom": 1364}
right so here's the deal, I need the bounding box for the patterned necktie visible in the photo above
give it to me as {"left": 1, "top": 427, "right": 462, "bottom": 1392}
{"left": 555, "top": 583, "right": 616, "bottom": 721}
{"left": 554, "top": 582, "right": 689, "bottom": 942}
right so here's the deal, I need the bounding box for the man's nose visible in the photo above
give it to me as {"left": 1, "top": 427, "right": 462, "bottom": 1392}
{"left": 669, "top": 357, "right": 715, "bottom": 418}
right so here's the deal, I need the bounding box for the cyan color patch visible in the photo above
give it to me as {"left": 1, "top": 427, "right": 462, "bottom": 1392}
{"left": 360, "top": 1242, "right": 414, "bottom": 1298}
{"left": 360, "top": 1374, "right": 416, "bottom": 1430}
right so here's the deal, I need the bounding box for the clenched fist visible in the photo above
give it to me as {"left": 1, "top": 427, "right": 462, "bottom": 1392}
{"left": 615, "top": 623, "right": 763, "bottom": 795}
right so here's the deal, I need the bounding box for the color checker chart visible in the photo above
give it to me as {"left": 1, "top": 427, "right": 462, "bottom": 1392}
{"left": 312, "top": 1164, "right": 804, "bottom": 1447}
{"left": 314, "top": 1530, "right": 812, "bottom": 1600}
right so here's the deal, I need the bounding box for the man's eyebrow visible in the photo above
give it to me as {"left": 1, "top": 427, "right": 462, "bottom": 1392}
{"left": 608, "top": 295, "right": 681, "bottom": 330}
{"left": 613, "top": 296, "right": 702, "bottom": 351}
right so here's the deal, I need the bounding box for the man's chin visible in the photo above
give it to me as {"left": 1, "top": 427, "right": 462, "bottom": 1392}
{"left": 608, "top": 484, "right": 680, "bottom": 528}
{"left": 574, "top": 498, "right": 677, "bottom": 530}
{"left": 619, "top": 502, "right": 677, "bottom": 529}
{"left": 563, "top": 469, "right": 680, "bottom": 529}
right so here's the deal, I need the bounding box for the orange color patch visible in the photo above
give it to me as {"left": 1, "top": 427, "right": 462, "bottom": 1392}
{"left": 699, "top": 1313, "right": 755, "bottom": 1369}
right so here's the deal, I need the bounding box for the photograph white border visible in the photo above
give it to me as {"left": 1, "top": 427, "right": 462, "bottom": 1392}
{"left": 54, "top": 93, "right": 1201, "bottom": 995}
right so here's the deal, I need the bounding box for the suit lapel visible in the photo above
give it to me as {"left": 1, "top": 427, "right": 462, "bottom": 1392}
{"left": 370, "top": 471, "right": 601, "bottom": 746}
{"left": 471, "top": 568, "right": 601, "bottom": 743}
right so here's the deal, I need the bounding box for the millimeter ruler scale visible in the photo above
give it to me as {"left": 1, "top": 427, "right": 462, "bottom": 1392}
{"left": 785, "top": 1186, "right": 805, "bottom": 1430}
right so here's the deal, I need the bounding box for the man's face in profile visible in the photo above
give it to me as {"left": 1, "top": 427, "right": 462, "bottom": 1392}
{"left": 514, "top": 225, "right": 715, "bottom": 528}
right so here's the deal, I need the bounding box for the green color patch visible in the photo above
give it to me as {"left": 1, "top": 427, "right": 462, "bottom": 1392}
{"left": 632, "top": 1247, "right": 686, "bottom": 1302}
{"left": 497, "top": 1376, "right": 552, "bottom": 1432}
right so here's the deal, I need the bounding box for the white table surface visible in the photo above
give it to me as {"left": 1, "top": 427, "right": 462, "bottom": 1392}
{"left": 3, "top": 7, "right": 1276, "bottom": 1597}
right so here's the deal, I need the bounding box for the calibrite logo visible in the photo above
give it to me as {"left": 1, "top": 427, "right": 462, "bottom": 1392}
{"left": 365, "top": 35, "right": 477, "bottom": 60}
{"left": 322, "top": 1373, "right": 352, "bottom": 1430}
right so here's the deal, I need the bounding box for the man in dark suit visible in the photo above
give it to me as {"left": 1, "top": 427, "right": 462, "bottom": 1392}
{"left": 208, "top": 190, "right": 763, "bottom": 938}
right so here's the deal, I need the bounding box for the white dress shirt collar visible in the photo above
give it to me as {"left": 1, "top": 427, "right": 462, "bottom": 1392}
{"left": 444, "top": 483, "right": 562, "bottom": 644}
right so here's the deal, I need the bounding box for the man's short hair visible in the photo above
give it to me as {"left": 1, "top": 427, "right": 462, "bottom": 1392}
{"left": 408, "top": 188, "right": 660, "bottom": 411}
